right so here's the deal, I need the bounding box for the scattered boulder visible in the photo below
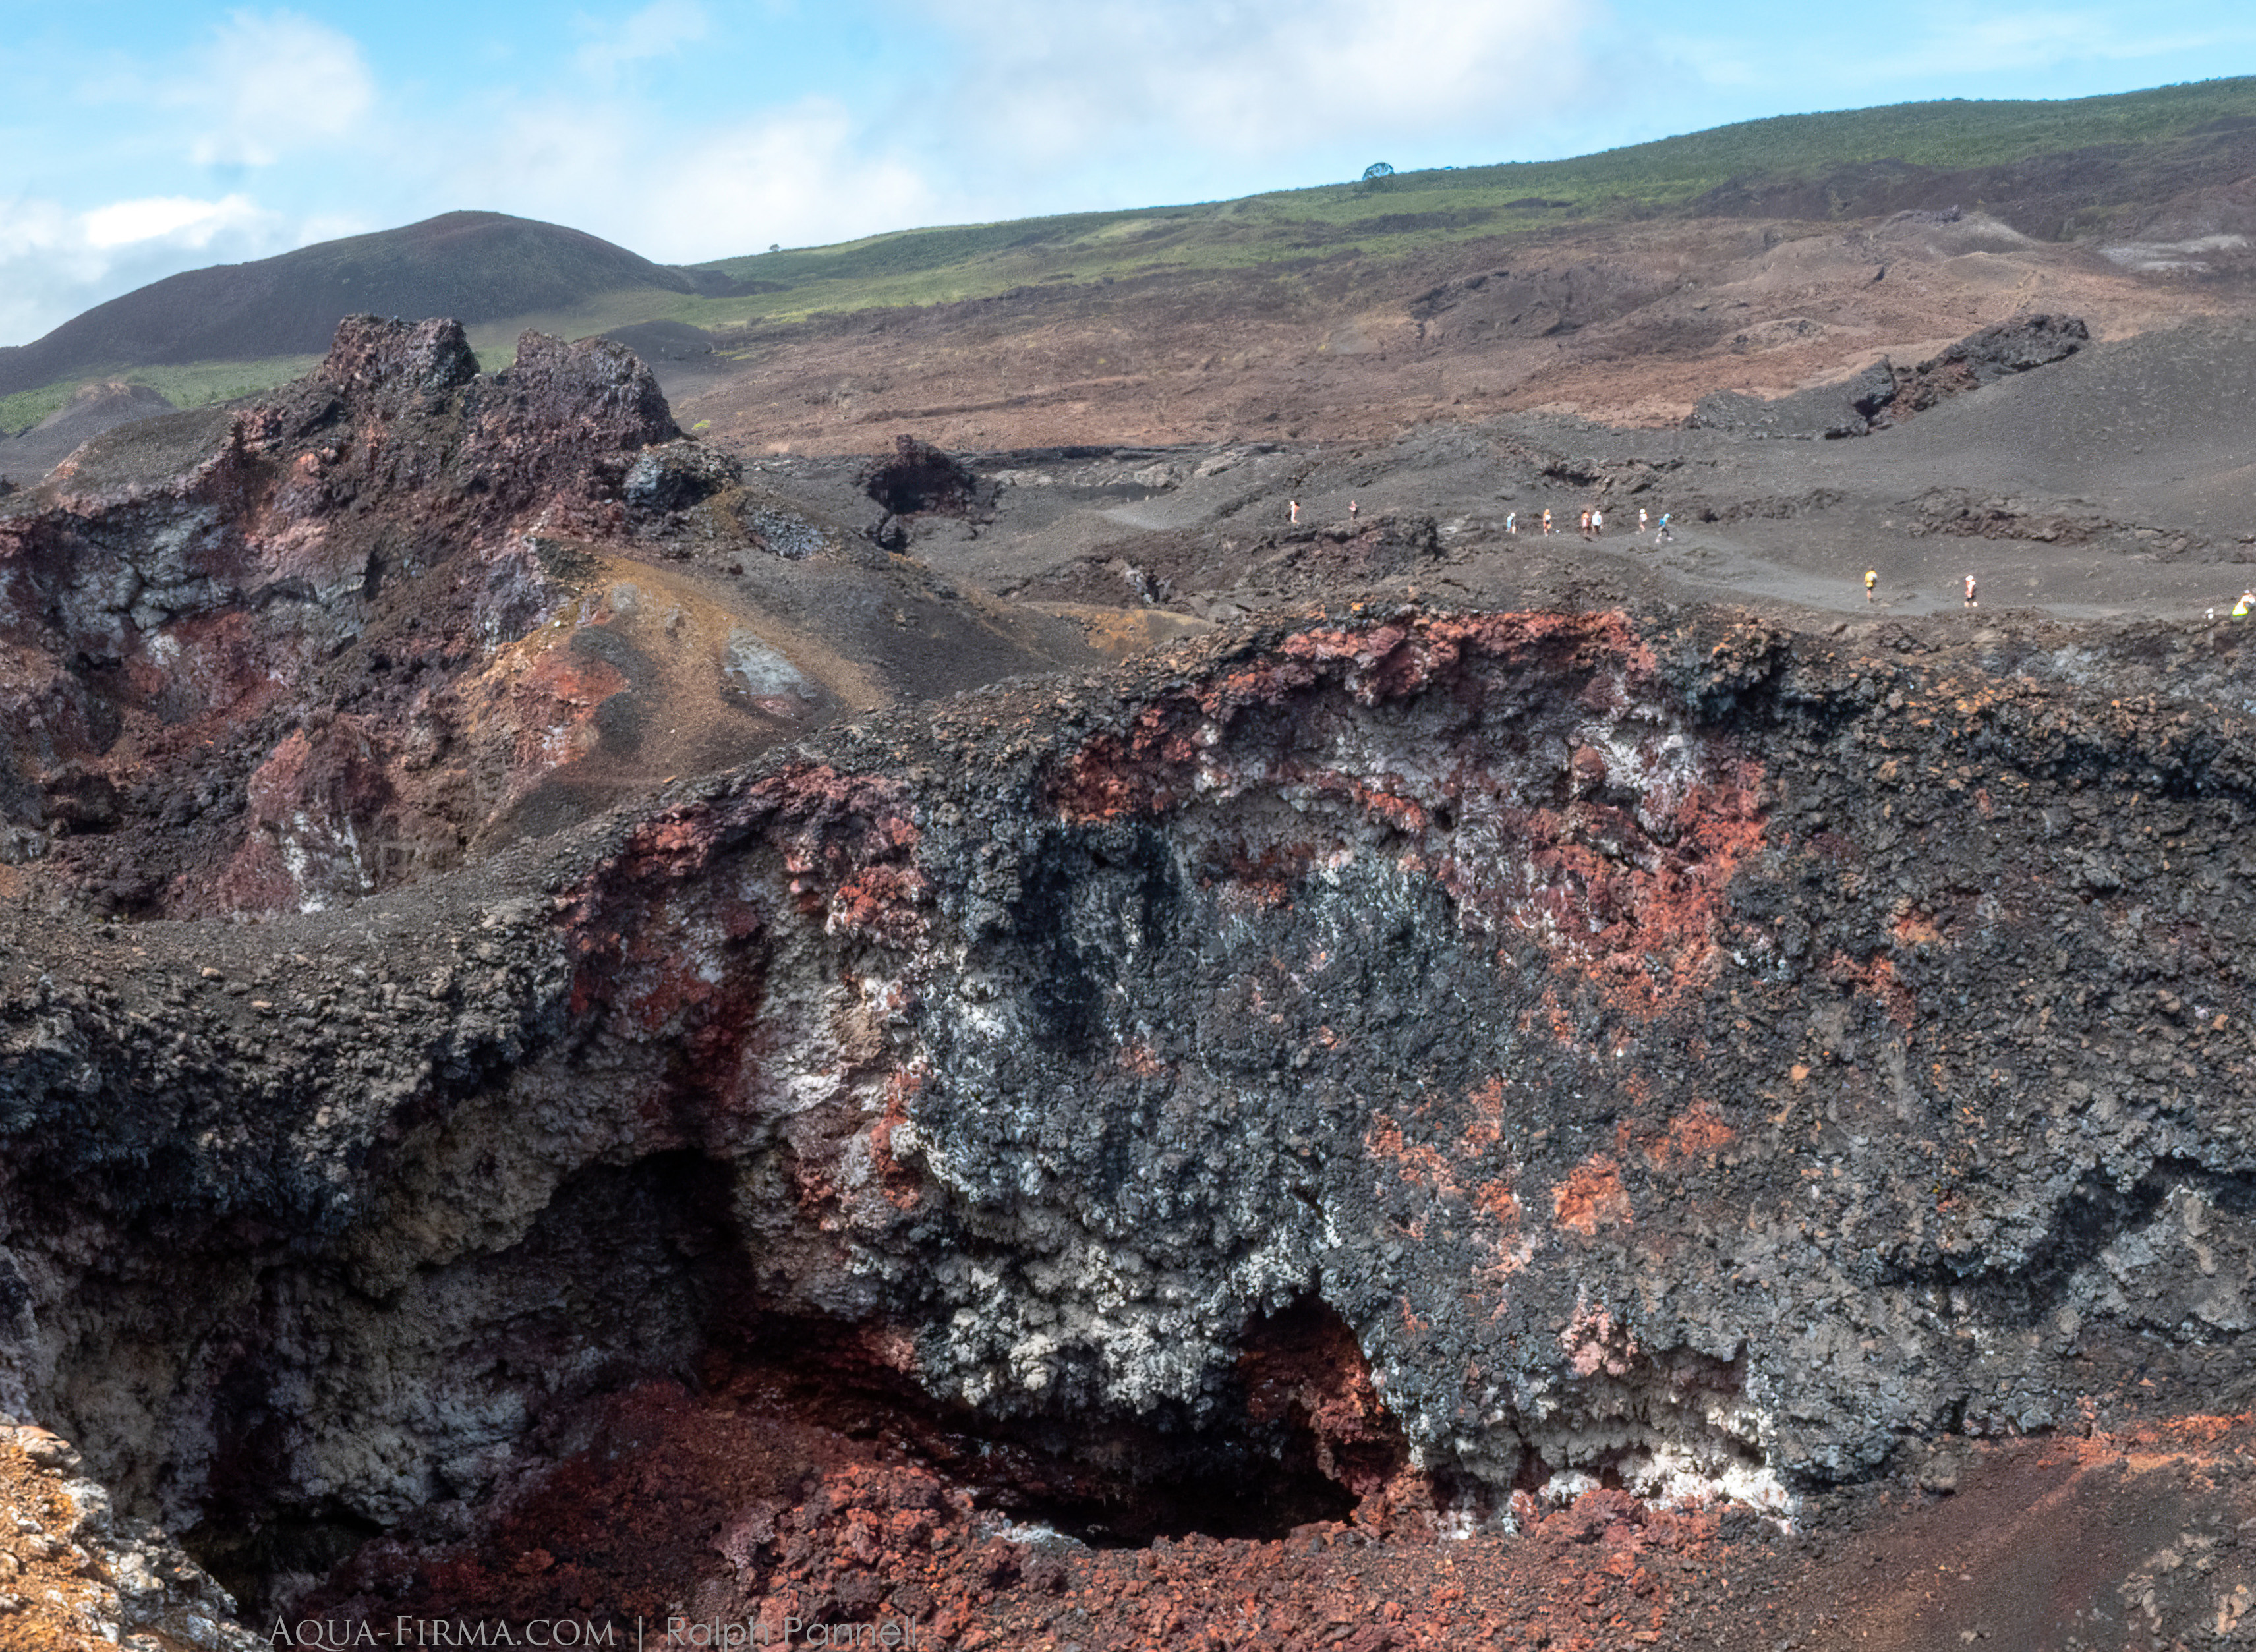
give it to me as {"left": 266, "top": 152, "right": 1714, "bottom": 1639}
{"left": 625, "top": 438, "right": 742, "bottom": 514}
{"left": 1914, "top": 1440, "right": 1974, "bottom": 1495}
{"left": 859, "top": 434, "right": 997, "bottom": 521}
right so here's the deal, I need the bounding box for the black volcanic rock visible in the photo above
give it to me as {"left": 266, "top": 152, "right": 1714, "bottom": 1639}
{"left": 313, "top": 313, "right": 482, "bottom": 405}
{"left": 624, "top": 438, "right": 742, "bottom": 515}
{"left": 1886, "top": 312, "right": 2090, "bottom": 416}
{"left": 496, "top": 328, "right": 680, "bottom": 449}
{"left": 8, "top": 602, "right": 2256, "bottom": 1642}
{"left": 859, "top": 433, "right": 998, "bottom": 529}
{"left": 0, "top": 314, "right": 1089, "bottom": 920}
{"left": 1688, "top": 314, "right": 2087, "bottom": 438}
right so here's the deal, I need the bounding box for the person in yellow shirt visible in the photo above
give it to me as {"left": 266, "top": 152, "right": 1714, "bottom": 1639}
{"left": 1865, "top": 569, "right": 1878, "bottom": 604}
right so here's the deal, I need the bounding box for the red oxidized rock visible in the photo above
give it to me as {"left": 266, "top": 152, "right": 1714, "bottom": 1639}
{"left": 0, "top": 312, "right": 724, "bottom": 917}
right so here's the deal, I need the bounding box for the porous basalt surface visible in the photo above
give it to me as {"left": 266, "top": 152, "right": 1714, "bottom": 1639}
{"left": 2, "top": 593, "right": 2255, "bottom": 1641}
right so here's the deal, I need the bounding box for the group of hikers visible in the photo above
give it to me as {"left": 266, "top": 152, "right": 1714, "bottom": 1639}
{"left": 1288, "top": 497, "right": 1678, "bottom": 544}
{"left": 1866, "top": 569, "right": 1982, "bottom": 608}
{"left": 1499, "top": 505, "right": 1674, "bottom": 544}
{"left": 1279, "top": 498, "right": 2256, "bottom": 619}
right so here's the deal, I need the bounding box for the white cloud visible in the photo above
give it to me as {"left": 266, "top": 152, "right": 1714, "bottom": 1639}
{"left": 178, "top": 10, "right": 376, "bottom": 167}
{"left": 446, "top": 95, "right": 939, "bottom": 263}
{"left": 909, "top": 0, "right": 1598, "bottom": 166}
{"left": 1673, "top": 7, "right": 2256, "bottom": 105}
{"left": 576, "top": 0, "right": 711, "bottom": 78}
{"left": 1896, "top": 6, "right": 2256, "bottom": 68}
{"left": 633, "top": 101, "right": 939, "bottom": 257}
{"left": 0, "top": 192, "right": 300, "bottom": 348}
{"left": 80, "top": 194, "right": 267, "bottom": 250}
{"left": 0, "top": 200, "right": 77, "bottom": 269}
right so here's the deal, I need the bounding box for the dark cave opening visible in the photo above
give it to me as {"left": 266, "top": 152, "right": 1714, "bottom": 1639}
{"left": 991, "top": 1437, "right": 1359, "bottom": 1549}
{"left": 683, "top": 1313, "right": 1369, "bottom": 1550}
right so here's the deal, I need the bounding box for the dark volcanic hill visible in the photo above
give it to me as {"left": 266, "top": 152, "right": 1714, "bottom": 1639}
{"left": 0, "top": 211, "right": 737, "bottom": 397}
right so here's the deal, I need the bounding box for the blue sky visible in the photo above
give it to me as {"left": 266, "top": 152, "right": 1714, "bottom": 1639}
{"left": 5, "top": 1, "right": 2256, "bottom": 345}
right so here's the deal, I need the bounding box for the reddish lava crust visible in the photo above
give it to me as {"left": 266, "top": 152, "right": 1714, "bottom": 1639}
{"left": 245, "top": 604, "right": 2256, "bottom": 1645}
{"left": 0, "top": 316, "right": 685, "bottom": 918}
{"left": 302, "top": 1381, "right": 2256, "bottom": 1651}
{"left": 280, "top": 608, "right": 1793, "bottom": 1647}
{"left": 14, "top": 577, "right": 2256, "bottom": 1648}
{"left": 556, "top": 761, "right": 926, "bottom": 1025}
{"left": 1047, "top": 608, "right": 1765, "bottom": 1016}
{"left": 1045, "top": 611, "right": 1659, "bottom": 821}
{"left": 301, "top": 1366, "right": 1704, "bottom": 1652}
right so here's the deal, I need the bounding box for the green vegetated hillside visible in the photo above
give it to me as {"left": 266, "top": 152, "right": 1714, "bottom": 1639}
{"left": 686, "top": 76, "right": 2256, "bottom": 320}
{"left": 8, "top": 75, "right": 2255, "bottom": 435}
{"left": 0, "top": 356, "right": 327, "bottom": 439}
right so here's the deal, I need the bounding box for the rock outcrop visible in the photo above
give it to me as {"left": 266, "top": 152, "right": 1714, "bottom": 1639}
{"left": 859, "top": 434, "right": 998, "bottom": 551}
{"left": 0, "top": 317, "right": 1089, "bottom": 919}
{"left": 1689, "top": 313, "right": 2089, "bottom": 437}
{"left": 0, "top": 316, "right": 684, "bottom": 916}
{"left": 0, "top": 1423, "right": 259, "bottom": 1651}
{"left": 0, "top": 593, "right": 2252, "bottom": 1637}
{"left": 7, "top": 306, "right": 2256, "bottom": 1647}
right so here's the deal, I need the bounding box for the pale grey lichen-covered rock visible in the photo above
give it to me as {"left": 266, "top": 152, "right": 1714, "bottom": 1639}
{"left": 0, "top": 1424, "right": 262, "bottom": 1649}
{"left": 625, "top": 438, "right": 741, "bottom": 515}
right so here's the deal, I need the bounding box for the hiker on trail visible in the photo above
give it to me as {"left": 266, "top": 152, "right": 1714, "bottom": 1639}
{"left": 1542, "top": 508, "right": 1554, "bottom": 536}
{"left": 1654, "top": 513, "right": 1673, "bottom": 545}
{"left": 1290, "top": 499, "right": 1300, "bottom": 525}
{"left": 1865, "top": 569, "right": 1878, "bottom": 604}
{"left": 1963, "top": 573, "right": 1979, "bottom": 609}
{"left": 1348, "top": 499, "right": 1359, "bottom": 523}
{"left": 1578, "top": 509, "right": 1591, "bottom": 539}
{"left": 2235, "top": 590, "right": 2255, "bottom": 619}
{"left": 1592, "top": 507, "right": 1604, "bottom": 537}
{"left": 1638, "top": 507, "right": 1650, "bottom": 534}
{"left": 1506, "top": 512, "right": 1517, "bottom": 535}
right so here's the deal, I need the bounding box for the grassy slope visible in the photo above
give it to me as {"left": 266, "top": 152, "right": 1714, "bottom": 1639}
{"left": 0, "top": 355, "right": 327, "bottom": 438}
{"left": 11, "top": 75, "right": 2254, "bottom": 433}
{"left": 682, "top": 76, "right": 2256, "bottom": 323}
